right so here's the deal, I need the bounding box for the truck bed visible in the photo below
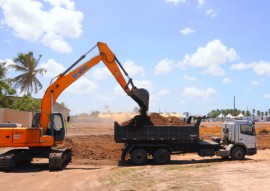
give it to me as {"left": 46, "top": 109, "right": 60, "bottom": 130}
{"left": 114, "top": 122, "right": 199, "bottom": 143}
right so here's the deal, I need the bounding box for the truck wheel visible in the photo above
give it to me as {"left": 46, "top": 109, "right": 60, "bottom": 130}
{"left": 231, "top": 147, "right": 245, "bottom": 160}
{"left": 131, "top": 149, "right": 148, "bottom": 165}
{"left": 154, "top": 149, "right": 170, "bottom": 165}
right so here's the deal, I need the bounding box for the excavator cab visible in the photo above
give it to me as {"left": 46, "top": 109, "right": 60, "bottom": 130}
{"left": 32, "top": 112, "right": 66, "bottom": 143}
{"left": 47, "top": 113, "right": 66, "bottom": 143}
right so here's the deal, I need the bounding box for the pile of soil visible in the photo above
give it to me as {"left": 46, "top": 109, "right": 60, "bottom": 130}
{"left": 122, "top": 112, "right": 190, "bottom": 126}
{"left": 59, "top": 135, "right": 123, "bottom": 165}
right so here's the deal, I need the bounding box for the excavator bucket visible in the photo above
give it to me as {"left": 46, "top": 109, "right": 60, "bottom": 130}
{"left": 130, "top": 88, "right": 149, "bottom": 114}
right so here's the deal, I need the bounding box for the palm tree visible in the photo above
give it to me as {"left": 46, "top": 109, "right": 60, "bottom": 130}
{"left": 0, "top": 62, "right": 7, "bottom": 79}
{"left": 10, "top": 52, "right": 46, "bottom": 95}
{"left": 0, "top": 62, "right": 16, "bottom": 107}
{"left": 0, "top": 62, "right": 15, "bottom": 95}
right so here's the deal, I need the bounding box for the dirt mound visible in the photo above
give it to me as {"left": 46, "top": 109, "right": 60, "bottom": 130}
{"left": 59, "top": 135, "right": 123, "bottom": 165}
{"left": 122, "top": 112, "right": 190, "bottom": 126}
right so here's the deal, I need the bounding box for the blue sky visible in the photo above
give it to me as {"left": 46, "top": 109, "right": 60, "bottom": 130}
{"left": 1, "top": 0, "right": 270, "bottom": 115}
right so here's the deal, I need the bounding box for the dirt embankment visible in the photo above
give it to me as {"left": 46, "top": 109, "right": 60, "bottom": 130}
{"left": 61, "top": 135, "right": 123, "bottom": 165}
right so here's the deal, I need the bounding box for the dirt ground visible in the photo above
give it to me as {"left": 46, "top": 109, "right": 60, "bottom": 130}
{"left": 0, "top": 121, "right": 270, "bottom": 190}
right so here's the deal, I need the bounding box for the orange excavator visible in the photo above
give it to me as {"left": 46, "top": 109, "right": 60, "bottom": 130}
{"left": 0, "top": 42, "right": 149, "bottom": 170}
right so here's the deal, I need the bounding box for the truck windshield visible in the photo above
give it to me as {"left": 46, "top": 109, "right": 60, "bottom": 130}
{"left": 240, "top": 124, "right": 256, "bottom": 136}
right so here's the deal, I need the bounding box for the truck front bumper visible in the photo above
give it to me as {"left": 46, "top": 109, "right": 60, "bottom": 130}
{"left": 247, "top": 148, "right": 257, "bottom": 155}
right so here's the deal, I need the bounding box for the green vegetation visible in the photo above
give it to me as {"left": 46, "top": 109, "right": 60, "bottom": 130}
{"left": 207, "top": 108, "right": 270, "bottom": 118}
{"left": 0, "top": 62, "right": 16, "bottom": 108}
{"left": 9, "top": 51, "right": 46, "bottom": 95}
{"left": 10, "top": 93, "right": 40, "bottom": 113}
{"left": 0, "top": 53, "right": 44, "bottom": 113}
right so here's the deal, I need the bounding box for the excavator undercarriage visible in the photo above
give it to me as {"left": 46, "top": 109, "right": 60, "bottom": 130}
{"left": 0, "top": 147, "right": 72, "bottom": 171}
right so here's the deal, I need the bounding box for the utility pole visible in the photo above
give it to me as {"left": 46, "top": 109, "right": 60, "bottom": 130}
{"left": 233, "top": 96, "right": 236, "bottom": 117}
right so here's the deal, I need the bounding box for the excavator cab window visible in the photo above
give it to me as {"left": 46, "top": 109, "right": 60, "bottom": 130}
{"left": 47, "top": 113, "right": 66, "bottom": 141}
{"left": 32, "top": 112, "right": 41, "bottom": 128}
{"left": 52, "top": 114, "right": 64, "bottom": 131}
{"left": 47, "top": 113, "right": 65, "bottom": 133}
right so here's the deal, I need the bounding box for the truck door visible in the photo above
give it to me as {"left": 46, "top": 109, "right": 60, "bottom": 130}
{"left": 238, "top": 123, "right": 256, "bottom": 149}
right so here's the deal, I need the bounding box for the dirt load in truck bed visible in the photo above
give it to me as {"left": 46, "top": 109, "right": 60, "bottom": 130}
{"left": 121, "top": 112, "right": 190, "bottom": 126}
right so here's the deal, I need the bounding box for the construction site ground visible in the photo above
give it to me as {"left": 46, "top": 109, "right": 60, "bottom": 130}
{"left": 1, "top": 121, "right": 270, "bottom": 191}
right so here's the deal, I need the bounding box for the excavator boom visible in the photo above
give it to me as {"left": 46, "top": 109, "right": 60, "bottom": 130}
{"left": 40, "top": 42, "right": 149, "bottom": 132}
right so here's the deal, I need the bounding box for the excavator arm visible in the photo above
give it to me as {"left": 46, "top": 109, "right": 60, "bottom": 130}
{"left": 39, "top": 42, "right": 149, "bottom": 132}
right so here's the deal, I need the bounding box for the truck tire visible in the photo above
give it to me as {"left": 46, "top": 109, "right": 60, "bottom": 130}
{"left": 131, "top": 149, "right": 148, "bottom": 165}
{"left": 231, "top": 146, "right": 245, "bottom": 160}
{"left": 153, "top": 149, "right": 170, "bottom": 165}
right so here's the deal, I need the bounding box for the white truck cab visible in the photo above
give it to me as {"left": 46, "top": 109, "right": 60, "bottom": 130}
{"left": 217, "top": 120, "right": 257, "bottom": 160}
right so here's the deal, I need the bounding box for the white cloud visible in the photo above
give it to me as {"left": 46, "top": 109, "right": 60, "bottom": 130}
{"left": 251, "top": 80, "right": 259, "bottom": 86}
{"left": 113, "top": 80, "right": 153, "bottom": 96}
{"left": 0, "top": 58, "right": 15, "bottom": 68}
{"left": 251, "top": 79, "right": 264, "bottom": 86}
{"left": 66, "top": 77, "right": 98, "bottom": 94}
{"left": 155, "top": 59, "right": 176, "bottom": 75}
{"left": 263, "top": 94, "right": 270, "bottom": 99}
{"left": 123, "top": 60, "right": 145, "bottom": 76}
{"left": 41, "top": 33, "right": 72, "bottom": 53}
{"left": 113, "top": 85, "right": 124, "bottom": 96}
{"left": 252, "top": 61, "right": 270, "bottom": 76}
{"left": 231, "top": 61, "right": 270, "bottom": 77}
{"left": 166, "top": 0, "right": 187, "bottom": 5}
{"left": 230, "top": 62, "right": 250, "bottom": 70}
{"left": 222, "top": 78, "right": 231, "bottom": 84}
{"left": 206, "top": 9, "right": 218, "bottom": 18}
{"left": 0, "top": 0, "right": 83, "bottom": 53}
{"left": 183, "top": 74, "right": 196, "bottom": 81}
{"left": 44, "top": 0, "right": 75, "bottom": 10}
{"left": 90, "top": 60, "right": 144, "bottom": 80}
{"left": 182, "top": 87, "right": 216, "bottom": 102}
{"left": 40, "top": 59, "right": 65, "bottom": 78}
{"left": 91, "top": 67, "right": 110, "bottom": 80}
{"left": 157, "top": 89, "right": 170, "bottom": 96}
{"left": 179, "top": 39, "right": 238, "bottom": 76}
{"left": 180, "top": 27, "right": 195, "bottom": 35}
{"left": 133, "top": 80, "right": 154, "bottom": 91}
{"left": 198, "top": 0, "right": 206, "bottom": 6}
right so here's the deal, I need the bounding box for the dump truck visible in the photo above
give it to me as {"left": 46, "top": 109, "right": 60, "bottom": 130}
{"left": 114, "top": 117, "right": 257, "bottom": 165}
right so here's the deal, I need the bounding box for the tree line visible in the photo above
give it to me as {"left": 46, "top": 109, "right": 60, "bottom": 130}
{"left": 207, "top": 108, "right": 270, "bottom": 118}
{"left": 0, "top": 51, "right": 46, "bottom": 112}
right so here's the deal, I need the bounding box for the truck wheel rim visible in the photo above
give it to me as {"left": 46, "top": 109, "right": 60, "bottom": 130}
{"left": 236, "top": 151, "right": 243, "bottom": 158}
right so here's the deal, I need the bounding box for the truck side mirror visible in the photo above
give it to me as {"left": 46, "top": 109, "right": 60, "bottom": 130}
{"left": 67, "top": 116, "right": 70, "bottom": 122}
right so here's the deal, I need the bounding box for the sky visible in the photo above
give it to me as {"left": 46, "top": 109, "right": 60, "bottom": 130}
{"left": 1, "top": 0, "right": 270, "bottom": 115}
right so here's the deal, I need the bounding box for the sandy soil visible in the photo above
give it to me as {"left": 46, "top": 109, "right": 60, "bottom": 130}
{"left": 0, "top": 150, "right": 269, "bottom": 191}
{"left": 0, "top": 120, "right": 270, "bottom": 191}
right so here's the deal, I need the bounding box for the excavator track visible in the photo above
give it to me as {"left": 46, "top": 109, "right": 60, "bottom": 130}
{"left": 0, "top": 149, "right": 32, "bottom": 171}
{"left": 49, "top": 148, "right": 72, "bottom": 171}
